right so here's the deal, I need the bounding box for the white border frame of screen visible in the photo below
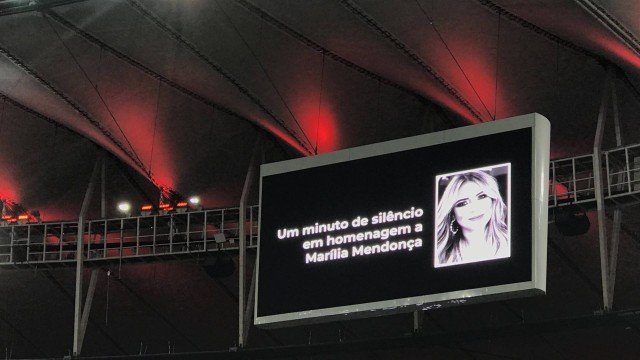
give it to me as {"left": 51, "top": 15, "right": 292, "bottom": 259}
{"left": 433, "top": 162, "right": 512, "bottom": 268}
{"left": 255, "top": 113, "right": 550, "bottom": 328}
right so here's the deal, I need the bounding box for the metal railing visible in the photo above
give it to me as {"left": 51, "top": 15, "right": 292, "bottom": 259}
{"left": 0, "top": 206, "right": 259, "bottom": 266}
{"left": 2, "top": 142, "right": 640, "bottom": 267}
{"left": 549, "top": 143, "right": 640, "bottom": 208}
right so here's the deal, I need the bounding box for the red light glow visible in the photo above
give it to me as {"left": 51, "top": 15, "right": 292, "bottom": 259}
{"left": 141, "top": 205, "right": 153, "bottom": 211}
{"left": 296, "top": 99, "right": 339, "bottom": 154}
{"left": 589, "top": 31, "right": 640, "bottom": 69}
{"left": 315, "top": 108, "right": 338, "bottom": 154}
{"left": 17, "top": 214, "right": 28, "bottom": 220}
{"left": 176, "top": 201, "right": 188, "bottom": 207}
{"left": 159, "top": 203, "right": 170, "bottom": 209}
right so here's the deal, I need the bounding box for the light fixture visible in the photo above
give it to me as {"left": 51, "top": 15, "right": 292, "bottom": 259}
{"left": 158, "top": 202, "right": 171, "bottom": 215}
{"left": 189, "top": 196, "right": 202, "bottom": 210}
{"left": 176, "top": 201, "right": 188, "bottom": 213}
{"left": 140, "top": 204, "right": 153, "bottom": 216}
{"left": 17, "top": 214, "right": 29, "bottom": 224}
{"left": 117, "top": 202, "right": 131, "bottom": 216}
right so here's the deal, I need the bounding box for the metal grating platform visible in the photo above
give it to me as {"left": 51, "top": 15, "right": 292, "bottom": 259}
{"left": 0, "top": 206, "right": 259, "bottom": 268}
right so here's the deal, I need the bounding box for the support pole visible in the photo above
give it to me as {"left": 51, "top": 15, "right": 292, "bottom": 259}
{"left": 243, "top": 257, "right": 258, "bottom": 345}
{"left": 78, "top": 269, "right": 98, "bottom": 354}
{"left": 239, "top": 137, "right": 262, "bottom": 348}
{"left": 73, "top": 155, "right": 101, "bottom": 356}
{"left": 593, "top": 68, "right": 622, "bottom": 312}
{"left": 101, "top": 155, "right": 106, "bottom": 219}
{"left": 608, "top": 80, "right": 622, "bottom": 307}
{"left": 413, "top": 310, "right": 424, "bottom": 332}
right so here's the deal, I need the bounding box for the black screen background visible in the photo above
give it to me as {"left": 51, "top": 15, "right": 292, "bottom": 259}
{"left": 257, "top": 128, "right": 532, "bottom": 317}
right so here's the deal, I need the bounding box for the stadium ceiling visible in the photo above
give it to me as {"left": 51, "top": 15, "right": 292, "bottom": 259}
{"left": 1, "top": 0, "right": 640, "bottom": 358}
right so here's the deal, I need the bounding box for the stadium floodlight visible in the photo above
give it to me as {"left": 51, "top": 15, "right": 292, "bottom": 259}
{"left": 117, "top": 202, "right": 131, "bottom": 216}
{"left": 188, "top": 196, "right": 202, "bottom": 211}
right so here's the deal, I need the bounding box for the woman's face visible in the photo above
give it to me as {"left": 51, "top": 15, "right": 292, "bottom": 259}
{"left": 452, "top": 181, "right": 492, "bottom": 232}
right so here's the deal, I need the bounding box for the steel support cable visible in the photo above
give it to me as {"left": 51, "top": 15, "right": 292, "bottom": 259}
{"left": 213, "top": 0, "right": 315, "bottom": 153}
{"left": 473, "top": 0, "right": 640, "bottom": 106}
{"left": 43, "top": 14, "right": 148, "bottom": 177}
{"left": 474, "top": 0, "right": 602, "bottom": 59}
{"left": 125, "top": 0, "right": 315, "bottom": 155}
{"left": 232, "top": 0, "right": 456, "bottom": 129}
{"left": 413, "top": 0, "right": 494, "bottom": 120}
{"left": 0, "top": 45, "right": 153, "bottom": 183}
{"left": 1, "top": 89, "right": 161, "bottom": 207}
{"left": 0, "top": 91, "right": 79, "bottom": 135}
{"left": 338, "top": 0, "right": 487, "bottom": 123}
{"left": 45, "top": 10, "right": 310, "bottom": 157}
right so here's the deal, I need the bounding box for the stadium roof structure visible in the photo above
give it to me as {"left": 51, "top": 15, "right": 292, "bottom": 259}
{"left": 1, "top": 0, "right": 640, "bottom": 358}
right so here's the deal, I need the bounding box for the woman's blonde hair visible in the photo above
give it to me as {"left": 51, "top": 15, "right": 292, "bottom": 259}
{"left": 436, "top": 170, "right": 508, "bottom": 264}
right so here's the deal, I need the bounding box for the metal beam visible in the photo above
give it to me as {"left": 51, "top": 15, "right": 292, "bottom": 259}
{"left": 0, "top": 92, "right": 78, "bottom": 136}
{"left": 239, "top": 137, "right": 262, "bottom": 347}
{"left": 592, "top": 67, "right": 626, "bottom": 312}
{"left": 73, "top": 154, "right": 101, "bottom": 356}
{"left": 607, "top": 80, "right": 623, "bottom": 308}
{"left": 243, "top": 257, "right": 257, "bottom": 345}
{"left": 574, "top": 0, "right": 640, "bottom": 57}
{"left": 475, "top": 0, "right": 640, "bottom": 107}
{"left": 231, "top": 0, "right": 457, "bottom": 130}
{"left": 125, "top": 0, "right": 314, "bottom": 155}
{"left": 0, "top": 45, "right": 151, "bottom": 180}
{"left": 101, "top": 155, "right": 106, "bottom": 219}
{"left": 413, "top": 310, "right": 424, "bottom": 332}
{"left": 44, "top": 11, "right": 308, "bottom": 158}
{"left": 78, "top": 269, "right": 99, "bottom": 354}
{"left": 0, "top": 0, "right": 89, "bottom": 16}
{"left": 338, "top": 0, "right": 486, "bottom": 123}
{"left": 593, "top": 69, "right": 612, "bottom": 311}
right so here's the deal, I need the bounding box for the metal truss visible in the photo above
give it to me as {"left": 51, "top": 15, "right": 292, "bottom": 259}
{"left": 549, "top": 142, "right": 640, "bottom": 209}
{"left": 2, "top": 139, "right": 640, "bottom": 269}
{"left": 0, "top": 206, "right": 259, "bottom": 268}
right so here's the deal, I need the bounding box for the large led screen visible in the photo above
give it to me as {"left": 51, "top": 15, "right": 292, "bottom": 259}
{"left": 255, "top": 113, "right": 550, "bottom": 327}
